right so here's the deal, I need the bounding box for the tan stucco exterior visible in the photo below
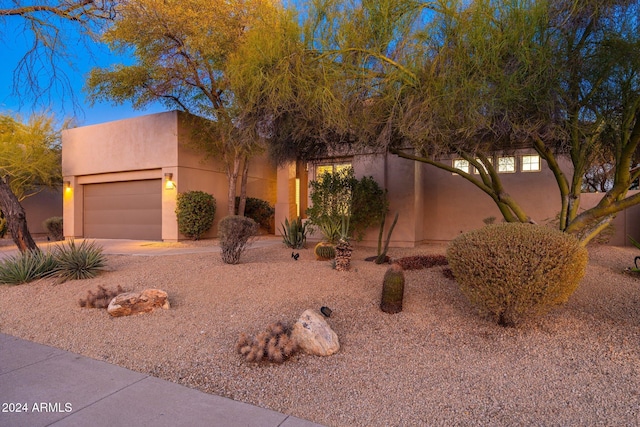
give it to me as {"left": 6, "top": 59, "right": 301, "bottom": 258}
{"left": 275, "top": 150, "right": 640, "bottom": 247}
{"left": 62, "top": 111, "right": 276, "bottom": 241}
{"left": 62, "top": 110, "right": 638, "bottom": 246}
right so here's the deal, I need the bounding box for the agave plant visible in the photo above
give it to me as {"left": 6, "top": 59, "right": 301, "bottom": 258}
{"left": 280, "top": 217, "right": 308, "bottom": 249}
{"left": 0, "top": 250, "right": 57, "bottom": 285}
{"left": 52, "top": 240, "right": 106, "bottom": 282}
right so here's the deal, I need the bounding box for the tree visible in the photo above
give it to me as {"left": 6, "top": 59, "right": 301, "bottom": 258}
{"left": 86, "top": 0, "right": 293, "bottom": 216}
{"left": 279, "top": 0, "right": 640, "bottom": 245}
{"left": 0, "top": 113, "right": 62, "bottom": 251}
{"left": 1, "top": 0, "right": 117, "bottom": 109}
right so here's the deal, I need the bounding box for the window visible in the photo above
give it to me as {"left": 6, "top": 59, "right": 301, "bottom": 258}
{"left": 315, "top": 163, "right": 351, "bottom": 181}
{"left": 497, "top": 156, "right": 516, "bottom": 173}
{"left": 521, "top": 154, "right": 541, "bottom": 172}
{"left": 473, "top": 157, "right": 493, "bottom": 175}
{"left": 452, "top": 159, "right": 470, "bottom": 174}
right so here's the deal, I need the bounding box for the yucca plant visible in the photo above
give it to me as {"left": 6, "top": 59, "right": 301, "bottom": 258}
{"left": 52, "top": 240, "right": 106, "bottom": 282}
{"left": 0, "top": 250, "right": 57, "bottom": 285}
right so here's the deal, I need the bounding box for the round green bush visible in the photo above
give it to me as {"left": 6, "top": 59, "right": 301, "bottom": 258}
{"left": 176, "top": 191, "right": 216, "bottom": 240}
{"left": 446, "top": 223, "right": 588, "bottom": 327}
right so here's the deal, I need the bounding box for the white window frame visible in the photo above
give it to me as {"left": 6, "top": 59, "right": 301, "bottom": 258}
{"left": 521, "top": 154, "right": 541, "bottom": 172}
{"left": 497, "top": 156, "right": 516, "bottom": 173}
{"left": 452, "top": 158, "right": 470, "bottom": 175}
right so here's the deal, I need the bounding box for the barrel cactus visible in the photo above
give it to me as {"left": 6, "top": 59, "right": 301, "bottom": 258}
{"left": 314, "top": 242, "right": 336, "bottom": 260}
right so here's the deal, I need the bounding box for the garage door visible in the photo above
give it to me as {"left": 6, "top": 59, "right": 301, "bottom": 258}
{"left": 83, "top": 180, "right": 162, "bottom": 240}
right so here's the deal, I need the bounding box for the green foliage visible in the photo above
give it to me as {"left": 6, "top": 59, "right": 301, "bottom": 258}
{"left": 219, "top": 215, "right": 258, "bottom": 264}
{"left": 52, "top": 240, "right": 106, "bottom": 283}
{"left": 314, "top": 242, "right": 336, "bottom": 260}
{"left": 0, "top": 114, "right": 62, "bottom": 201}
{"left": 380, "top": 263, "right": 405, "bottom": 314}
{"left": 316, "top": 216, "right": 342, "bottom": 244}
{"left": 176, "top": 191, "right": 217, "bottom": 240}
{"left": 42, "top": 216, "right": 64, "bottom": 241}
{"left": 307, "top": 168, "right": 387, "bottom": 241}
{"left": 280, "top": 217, "right": 308, "bottom": 249}
{"left": 447, "top": 223, "right": 588, "bottom": 327}
{"left": 235, "top": 197, "right": 275, "bottom": 231}
{"left": 0, "top": 250, "right": 57, "bottom": 285}
{"left": 0, "top": 240, "right": 106, "bottom": 285}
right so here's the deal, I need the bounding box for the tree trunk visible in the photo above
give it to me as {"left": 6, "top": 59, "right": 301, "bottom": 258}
{"left": 237, "top": 155, "right": 250, "bottom": 217}
{"left": 227, "top": 155, "right": 241, "bottom": 216}
{"left": 0, "top": 178, "right": 38, "bottom": 252}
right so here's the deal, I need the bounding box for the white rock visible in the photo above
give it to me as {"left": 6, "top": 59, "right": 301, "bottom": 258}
{"left": 291, "top": 309, "right": 339, "bottom": 356}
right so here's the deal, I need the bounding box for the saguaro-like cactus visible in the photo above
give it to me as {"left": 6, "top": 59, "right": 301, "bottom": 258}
{"left": 380, "top": 263, "right": 405, "bottom": 314}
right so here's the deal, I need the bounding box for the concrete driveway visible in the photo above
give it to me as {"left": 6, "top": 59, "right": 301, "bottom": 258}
{"left": 0, "top": 236, "right": 283, "bottom": 259}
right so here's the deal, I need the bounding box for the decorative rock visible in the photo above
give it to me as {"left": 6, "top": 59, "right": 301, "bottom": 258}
{"left": 107, "top": 289, "right": 170, "bottom": 317}
{"left": 291, "top": 309, "right": 340, "bottom": 356}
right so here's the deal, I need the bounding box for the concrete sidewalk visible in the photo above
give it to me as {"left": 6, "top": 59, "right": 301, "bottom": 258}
{"left": 0, "top": 333, "right": 324, "bottom": 427}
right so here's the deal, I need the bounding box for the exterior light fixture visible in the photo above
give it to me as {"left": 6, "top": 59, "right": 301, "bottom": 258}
{"left": 164, "top": 173, "right": 175, "bottom": 189}
{"left": 64, "top": 181, "right": 71, "bottom": 192}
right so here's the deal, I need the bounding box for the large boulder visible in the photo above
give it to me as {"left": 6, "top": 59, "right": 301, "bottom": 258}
{"left": 107, "top": 289, "right": 170, "bottom": 317}
{"left": 291, "top": 309, "right": 339, "bottom": 356}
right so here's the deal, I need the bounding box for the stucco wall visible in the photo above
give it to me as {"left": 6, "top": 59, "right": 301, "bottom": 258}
{"left": 62, "top": 111, "right": 277, "bottom": 241}
{"left": 21, "top": 187, "right": 63, "bottom": 235}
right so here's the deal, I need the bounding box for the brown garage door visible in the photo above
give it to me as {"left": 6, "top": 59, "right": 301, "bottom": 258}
{"left": 83, "top": 180, "right": 162, "bottom": 240}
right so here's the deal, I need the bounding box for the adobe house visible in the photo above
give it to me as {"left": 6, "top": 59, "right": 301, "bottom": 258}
{"left": 276, "top": 150, "right": 640, "bottom": 247}
{"left": 63, "top": 110, "right": 639, "bottom": 246}
{"left": 62, "top": 111, "right": 276, "bottom": 241}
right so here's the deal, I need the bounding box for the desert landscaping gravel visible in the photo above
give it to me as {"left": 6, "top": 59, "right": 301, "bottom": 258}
{"left": 0, "top": 239, "right": 639, "bottom": 426}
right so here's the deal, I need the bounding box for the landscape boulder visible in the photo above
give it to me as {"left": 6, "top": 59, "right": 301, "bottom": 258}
{"left": 291, "top": 309, "right": 339, "bottom": 356}
{"left": 107, "top": 289, "right": 170, "bottom": 317}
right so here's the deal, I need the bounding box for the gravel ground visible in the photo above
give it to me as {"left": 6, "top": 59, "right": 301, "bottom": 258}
{"left": 0, "top": 239, "right": 639, "bottom": 426}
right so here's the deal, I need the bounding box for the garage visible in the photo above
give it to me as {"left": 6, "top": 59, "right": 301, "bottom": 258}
{"left": 83, "top": 180, "right": 162, "bottom": 240}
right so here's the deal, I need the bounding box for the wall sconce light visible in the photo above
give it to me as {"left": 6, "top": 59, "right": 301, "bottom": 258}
{"left": 164, "top": 173, "right": 175, "bottom": 189}
{"left": 64, "top": 181, "right": 71, "bottom": 192}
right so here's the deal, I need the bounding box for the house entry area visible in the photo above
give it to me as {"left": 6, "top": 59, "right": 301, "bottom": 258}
{"left": 83, "top": 179, "right": 162, "bottom": 240}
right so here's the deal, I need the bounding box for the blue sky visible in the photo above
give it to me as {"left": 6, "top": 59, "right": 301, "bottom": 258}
{"left": 0, "top": 16, "right": 167, "bottom": 127}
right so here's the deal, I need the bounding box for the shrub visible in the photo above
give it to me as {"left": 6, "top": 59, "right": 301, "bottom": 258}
{"left": 52, "top": 240, "right": 106, "bottom": 282}
{"left": 219, "top": 215, "right": 258, "bottom": 264}
{"left": 235, "top": 197, "right": 275, "bottom": 231}
{"left": 307, "top": 168, "right": 387, "bottom": 241}
{"left": 447, "top": 223, "right": 588, "bottom": 327}
{"left": 0, "top": 250, "right": 57, "bottom": 284}
{"left": 42, "top": 216, "right": 64, "bottom": 241}
{"left": 176, "top": 191, "right": 216, "bottom": 240}
{"left": 280, "top": 217, "right": 308, "bottom": 249}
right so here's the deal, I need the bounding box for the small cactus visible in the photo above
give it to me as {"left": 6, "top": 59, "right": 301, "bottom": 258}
{"left": 380, "top": 263, "right": 405, "bottom": 314}
{"left": 314, "top": 242, "right": 336, "bottom": 260}
{"left": 79, "top": 285, "right": 124, "bottom": 309}
{"left": 235, "top": 321, "right": 299, "bottom": 364}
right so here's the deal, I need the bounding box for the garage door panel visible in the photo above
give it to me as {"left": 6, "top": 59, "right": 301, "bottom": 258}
{"left": 83, "top": 180, "right": 162, "bottom": 240}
